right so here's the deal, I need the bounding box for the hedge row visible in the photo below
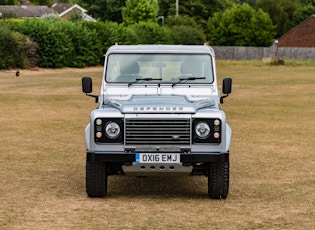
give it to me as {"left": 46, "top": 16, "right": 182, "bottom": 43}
{"left": 0, "top": 26, "right": 38, "bottom": 69}
{"left": 0, "top": 18, "right": 206, "bottom": 69}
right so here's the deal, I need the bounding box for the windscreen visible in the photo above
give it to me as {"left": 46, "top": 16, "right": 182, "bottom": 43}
{"left": 105, "top": 54, "right": 214, "bottom": 84}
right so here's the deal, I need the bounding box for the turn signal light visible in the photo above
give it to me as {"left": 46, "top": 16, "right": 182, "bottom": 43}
{"left": 96, "top": 119, "right": 102, "bottom": 126}
{"left": 96, "top": 132, "right": 102, "bottom": 139}
{"left": 214, "top": 119, "right": 220, "bottom": 126}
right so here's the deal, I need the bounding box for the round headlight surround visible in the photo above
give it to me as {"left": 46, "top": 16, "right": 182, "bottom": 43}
{"left": 195, "top": 122, "right": 211, "bottom": 139}
{"left": 105, "top": 122, "right": 121, "bottom": 139}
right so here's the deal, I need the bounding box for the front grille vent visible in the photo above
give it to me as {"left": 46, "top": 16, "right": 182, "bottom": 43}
{"left": 125, "top": 119, "right": 190, "bottom": 145}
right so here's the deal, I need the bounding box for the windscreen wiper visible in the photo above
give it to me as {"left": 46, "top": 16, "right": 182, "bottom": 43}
{"left": 172, "top": 77, "right": 206, "bottom": 87}
{"left": 128, "top": 78, "right": 162, "bottom": 87}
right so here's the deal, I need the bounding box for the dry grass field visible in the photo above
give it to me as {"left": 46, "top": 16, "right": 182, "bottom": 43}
{"left": 0, "top": 62, "right": 314, "bottom": 229}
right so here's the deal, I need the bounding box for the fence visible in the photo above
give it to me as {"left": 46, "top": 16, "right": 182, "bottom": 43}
{"left": 212, "top": 46, "right": 315, "bottom": 60}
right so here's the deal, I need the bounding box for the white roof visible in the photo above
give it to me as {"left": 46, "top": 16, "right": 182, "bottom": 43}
{"left": 106, "top": 44, "right": 215, "bottom": 56}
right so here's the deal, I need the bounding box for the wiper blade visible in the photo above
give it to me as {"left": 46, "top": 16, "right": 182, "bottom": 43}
{"left": 128, "top": 78, "right": 162, "bottom": 87}
{"left": 172, "top": 77, "right": 206, "bottom": 87}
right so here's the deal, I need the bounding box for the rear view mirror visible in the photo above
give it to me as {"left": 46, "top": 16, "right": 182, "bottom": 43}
{"left": 82, "top": 77, "right": 92, "bottom": 93}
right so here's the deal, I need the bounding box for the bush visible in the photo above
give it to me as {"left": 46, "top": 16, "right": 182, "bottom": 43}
{"left": 80, "top": 21, "right": 124, "bottom": 63}
{"left": 9, "top": 18, "right": 102, "bottom": 68}
{"left": 125, "top": 22, "right": 168, "bottom": 44}
{"left": 64, "top": 22, "right": 102, "bottom": 67}
{"left": 13, "top": 19, "right": 71, "bottom": 68}
{"left": 0, "top": 26, "right": 38, "bottom": 69}
{"left": 165, "top": 25, "right": 206, "bottom": 45}
{"left": 1, "top": 18, "right": 207, "bottom": 69}
{"left": 12, "top": 31, "right": 39, "bottom": 68}
{"left": 0, "top": 27, "right": 18, "bottom": 69}
{"left": 165, "top": 15, "right": 199, "bottom": 28}
{"left": 0, "top": 9, "right": 17, "bottom": 19}
{"left": 164, "top": 16, "right": 206, "bottom": 45}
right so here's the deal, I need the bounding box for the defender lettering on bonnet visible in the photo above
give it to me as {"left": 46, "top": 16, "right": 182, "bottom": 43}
{"left": 133, "top": 106, "right": 184, "bottom": 111}
{"left": 82, "top": 44, "right": 232, "bottom": 199}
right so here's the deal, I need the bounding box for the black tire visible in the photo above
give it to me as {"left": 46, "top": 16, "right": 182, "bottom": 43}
{"left": 86, "top": 159, "right": 107, "bottom": 198}
{"left": 208, "top": 154, "right": 229, "bottom": 199}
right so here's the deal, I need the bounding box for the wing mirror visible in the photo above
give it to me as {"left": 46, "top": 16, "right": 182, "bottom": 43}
{"left": 220, "top": 78, "right": 232, "bottom": 104}
{"left": 82, "top": 77, "right": 92, "bottom": 93}
{"left": 82, "top": 77, "right": 98, "bottom": 103}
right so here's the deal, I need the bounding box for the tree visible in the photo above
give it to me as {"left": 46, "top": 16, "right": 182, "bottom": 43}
{"left": 31, "top": 0, "right": 52, "bottom": 7}
{"left": 297, "top": 0, "right": 315, "bottom": 5}
{"left": 0, "top": 0, "right": 17, "bottom": 4}
{"left": 78, "top": 0, "right": 125, "bottom": 22}
{"left": 68, "top": 10, "right": 84, "bottom": 22}
{"left": 207, "top": 3, "right": 276, "bottom": 46}
{"left": 293, "top": 4, "right": 315, "bottom": 26}
{"left": 101, "top": 0, "right": 125, "bottom": 23}
{"left": 122, "top": 0, "right": 159, "bottom": 25}
{"left": 159, "top": 0, "right": 235, "bottom": 30}
{"left": 239, "top": 0, "right": 257, "bottom": 6}
{"left": 256, "top": 0, "right": 299, "bottom": 37}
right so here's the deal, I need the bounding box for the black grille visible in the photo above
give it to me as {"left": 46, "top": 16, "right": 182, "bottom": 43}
{"left": 125, "top": 119, "right": 190, "bottom": 145}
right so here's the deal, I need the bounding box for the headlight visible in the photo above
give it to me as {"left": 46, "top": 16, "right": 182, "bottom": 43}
{"left": 105, "top": 122, "right": 121, "bottom": 139}
{"left": 195, "top": 122, "right": 210, "bottom": 139}
{"left": 95, "top": 118, "right": 123, "bottom": 144}
{"left": 193, "top": 118, "right": 221, "bottom": 144}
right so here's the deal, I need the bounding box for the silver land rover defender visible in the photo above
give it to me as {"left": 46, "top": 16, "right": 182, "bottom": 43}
{"left": 82, "top": 44, "right": 232, "bottom": 199}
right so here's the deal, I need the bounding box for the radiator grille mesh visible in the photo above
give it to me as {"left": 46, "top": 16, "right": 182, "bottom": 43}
{"left": 125, "top": 119, "right": 190, "bottom": 145}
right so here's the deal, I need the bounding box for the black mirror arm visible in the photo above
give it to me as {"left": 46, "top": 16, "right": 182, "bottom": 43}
{"left": 220, "top": 94, "right": 229, "bottom": 104}
{"left": 86, "top": 93, "right": 99, "bottom": 103}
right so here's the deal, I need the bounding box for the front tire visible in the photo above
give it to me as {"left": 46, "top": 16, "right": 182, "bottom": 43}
{"left": 86, "top": 159, "right": 107, "bottom": 198}
{"left": 208, "top": 154, "right": 229, "bottom": 199}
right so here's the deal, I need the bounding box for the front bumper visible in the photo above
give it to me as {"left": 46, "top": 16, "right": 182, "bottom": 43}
{"left": 86, "top": 151, "right": 228, "bottom": 163}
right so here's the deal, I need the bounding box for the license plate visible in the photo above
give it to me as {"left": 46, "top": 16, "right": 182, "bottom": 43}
{"left": 136, "top": 153, "right": 180, "bottom": 164}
